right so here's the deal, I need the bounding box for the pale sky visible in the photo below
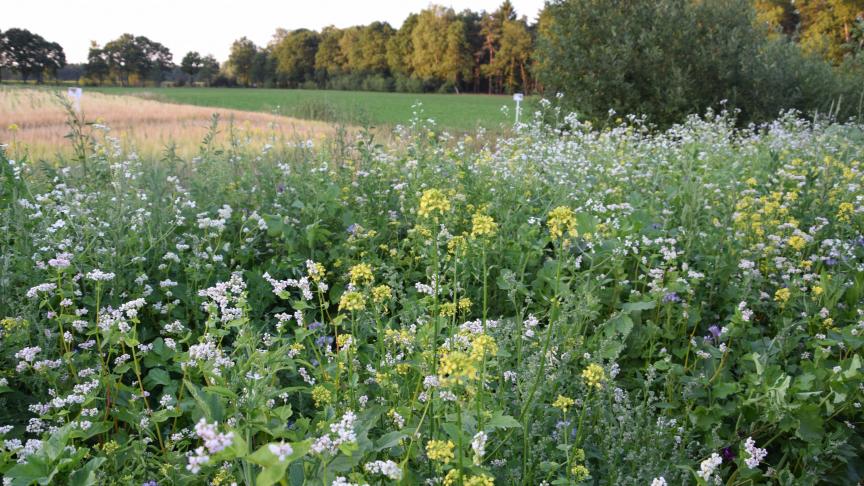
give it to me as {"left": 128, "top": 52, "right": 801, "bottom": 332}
{"left": 3, "top": 0, "right": 546, "bottom": 64}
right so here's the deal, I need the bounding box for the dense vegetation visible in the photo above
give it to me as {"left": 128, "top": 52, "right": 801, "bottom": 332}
{"left": 0, "top": 102, "right": 863, "bottom": 485}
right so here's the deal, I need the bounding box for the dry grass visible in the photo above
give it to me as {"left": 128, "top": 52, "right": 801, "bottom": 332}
{"left": 0, "top": 88, "right": 342, "bottom": 158}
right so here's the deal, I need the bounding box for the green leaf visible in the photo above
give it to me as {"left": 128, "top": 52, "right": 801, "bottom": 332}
{"left": 712, "top": 382, "right": 738, "bottom": 399}
{"left": 795, "top": 405, "right": 824, "bottom": 443}
{"left": 145, "top": 368, "right": 173, "bottom": 388}
{"left": 68, "top": 457, "right": 106, "bottom": 486}
{"left": 375, "top": 430, "right": 411, "bottom": 451}
{"left": 7, "top": 454, "right": 54, "bottom": 486}
{"left": 622, "top": 300, "right": 655, "bottom": 312}
{"left": 486, "top": 413, "right": 521, "bottom": 430}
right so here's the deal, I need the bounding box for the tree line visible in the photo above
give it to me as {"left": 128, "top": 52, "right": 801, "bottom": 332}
{"left": 2, "top": 0, "right": 863, "bottom": 123}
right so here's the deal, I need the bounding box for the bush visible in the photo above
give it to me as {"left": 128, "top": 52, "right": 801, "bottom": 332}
{"left": 536, "top": 0, "right": 859, "bottom": 126}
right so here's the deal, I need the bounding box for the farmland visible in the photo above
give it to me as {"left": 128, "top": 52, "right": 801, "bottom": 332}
{"left": 91, "top": 87, "right": 518, "bottom": 131}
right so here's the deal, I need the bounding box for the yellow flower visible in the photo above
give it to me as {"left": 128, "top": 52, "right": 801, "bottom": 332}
{"left": 100, "top": 440, "right": 120, "bottom": 455}
{"left": 372, "top": 285, "right": 392, "bottom": 303}
{"left": 438, "top": 350, "right": 478, "bottom": 386}
{"left": 823, "top": 317, "right": 834, "bottom": 328}
{"left": 787, "top": 235, "right": 806, "bottom": 251}
{"left": 440, "top": 302, "right": 457, "bottom": 317}
{"left": 547, "top": 206, "right": 578, "bottom": 240}
{"left": 553, "top": 394, "right": 575, "bottom": 412}
{"left": 336, "top": 334, "right": 353, "bottom": 350}
{"left": 471, "top": 212, "right": 498, "bottom": 238}
{"left": 470, "top": 334, "right": 498, "bottom": 361}
{"left": 418, "top": 189, "right": 451, "bottom": 218}
{"left": 581, "top": 363, "right": 606, "bottom": 389}
{"left": 464, "top": 474, "right": 495, "bottom": 486}
{"left": 7, "top": 123, "right": 19, "bottom": 133}
{"left": 426, "top": 439, "right": 455, "bottom": 464}
{"left": 348, "top": 263, "right": 374, "bottom": 285}
{"left": 311, "top": 386, "right": 332, "bottom": 407}
{"left": 458, "top": 297, "right": 472, "bottom": 312}
{"left": 838, "top": 202, "right": 855, "bottom": 223}
{"left": 448, "top": 235, "right": 468, "bottom": 255}
{"left": 745, "top": 177, "right": 758, "bottom": 186}
{"left": 812, "top": 285, "right": 823, "bottom": 296}
{"left": 774, "top": 287, "right": 791, "bottom": 303}
{"left": 338, "top": 291, "right": 366, "bottom": 312}
{"left": 571, "top": 464, "right": 591, "bottom": 482}
{"left": 307, "top": 261, "right": 326, "bottom": 282}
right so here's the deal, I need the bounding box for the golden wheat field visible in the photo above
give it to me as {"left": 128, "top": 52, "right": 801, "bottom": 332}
{"left": 0, "top": 88, "right": 340, "bottom": 158}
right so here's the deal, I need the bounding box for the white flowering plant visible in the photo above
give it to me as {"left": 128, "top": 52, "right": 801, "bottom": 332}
{"left": 0, "top": 106, "right": 862, "bottom": 485}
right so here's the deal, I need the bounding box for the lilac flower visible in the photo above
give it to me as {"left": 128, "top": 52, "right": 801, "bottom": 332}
{"left": 662, "top": 292, "right": 681, "bottom": 304}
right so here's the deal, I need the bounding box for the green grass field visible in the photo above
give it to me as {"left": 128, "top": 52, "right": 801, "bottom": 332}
{"left": 90, "top": 86, "right": 517, "bottom": 131}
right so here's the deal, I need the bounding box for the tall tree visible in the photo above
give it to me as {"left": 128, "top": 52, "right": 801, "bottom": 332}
{"left": 85, "top": 41, "right": 109, "bottom": 85}
{"left": 798, "top": 0, "right": 864, "bottom": 62}
{"left": 386, "top": 13, "right": 419, "bottom": 79}
{"left": 489, "top": 17, "right": 533, "bottom": 93}
{"left": 0, "top": 28, "right": 66, "bottom": 83}
{"left": 227, "top": 37, "right": 257, "bottom": 86}
{"left": 480, "top": 1, "right": 517, "bottom": 93}
{"left": 315, "top": 26, "right": 346, "bottom": 79}
{"left": 272, "top": 29, "right": 319, "bottom": 87}
{"left": 181, "top": 51, "right": 203, "bottom": 82}
{"left": 102, "top": 34, "right": 172, "bottom": 86}
{"left": 411, "top": 6, "right": 473, "bottom": 89}
{"left": 198, "top": 55, "right": 220, "bottom": 86}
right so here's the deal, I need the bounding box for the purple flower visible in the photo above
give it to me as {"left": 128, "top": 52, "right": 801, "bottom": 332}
{"left": 277, "top": 183, "right": 285, "bottom": 194}
{"left": 721, "top": 447, "right": 736, "bottom": 461}
{"left": 708, "top": 325, "right": 721, "bottom": 339}
{"left": 315, "top": 335, "right": 333, "bottom": 349}
{"left": 663, "top": 292, "right": 681, "bottom": 304}
{"left": 825, "top": 258, "right": 838, "bottom": 266}
{"left": 142, "top": 481, "right": 158, "bottom": 486}
{"left": 347, "top": 224, "right": 358, "bottom": 235}
{"left": 308, "top": 321, "right": 323, "bottom": 331}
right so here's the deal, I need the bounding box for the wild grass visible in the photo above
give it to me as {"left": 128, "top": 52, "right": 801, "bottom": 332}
{"left": 0, "top": 88, "right": 341, "bottom": 158}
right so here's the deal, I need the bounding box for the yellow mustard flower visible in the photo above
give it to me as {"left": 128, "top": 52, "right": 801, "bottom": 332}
{"left": 547, "top": 206, "right": 578, "bottom": 240}
{"left": 553, "top": 395, "right": 576, "bottom": 412}
{"left": 426, "top": 439, "right": 455, "bottom": 464}
{"left": 348, "top": 263, "right": 374, "bottom": 285}
{"left": 418, "top": 189, "right": 450, "bottom": 218}
{"left": 581, "top": 363, "right": 606, "bottom": 389}
{"left": 471, "top": 212, "right": 498, "bottom": 238}
{"left": 338, "top": 291, "right": 366, "bottom": 312}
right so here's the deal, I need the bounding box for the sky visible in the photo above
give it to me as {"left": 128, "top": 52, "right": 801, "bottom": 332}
{"left": 3, "top": 0, "right": 546, "bottom": 64}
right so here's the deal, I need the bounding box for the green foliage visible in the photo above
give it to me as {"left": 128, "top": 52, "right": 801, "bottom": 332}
{"left": 0, "top": 28, "right": 66, "bottom": 84}
{"left": 1, "top": 101, "right": 864, "bottom": 485}
{"left": 536, "top": 0, "right": 862, "bottom": 126}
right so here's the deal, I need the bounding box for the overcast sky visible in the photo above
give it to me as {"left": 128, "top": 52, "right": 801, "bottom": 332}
{"left": 3, "top": 0, "right": 546, "bottom": 64}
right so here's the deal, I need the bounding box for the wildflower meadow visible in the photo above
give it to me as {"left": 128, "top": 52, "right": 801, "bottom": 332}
{"left": 1, "top": 102, "right": 863, "bottom": 485}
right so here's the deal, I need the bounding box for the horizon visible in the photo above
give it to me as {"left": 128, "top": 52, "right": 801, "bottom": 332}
{"left": 2, "top": 0, "right": 545, "bottom": 64}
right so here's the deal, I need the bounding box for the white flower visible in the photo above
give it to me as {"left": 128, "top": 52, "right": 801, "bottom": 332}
{"left": 471, "top": 432, "right": 488, "bottom": 467}
{"left": 651, "top": 478, "right": 668, "bottom": 486}
{"left": 268, "top": 441, "right": 293, "bottom": 462}
{"left": 364, "top": 459, "right": 403, "bottom": 480}
{"left": 743, "top": 437, "right": 767, "bottom": 469}
{"left": 697, "top": 452, "right": 722, "bottom": 481}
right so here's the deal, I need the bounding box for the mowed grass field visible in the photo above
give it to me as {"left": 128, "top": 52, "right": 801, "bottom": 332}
{"left": 91, "top": 86, "right": 517, "bottom": 131}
